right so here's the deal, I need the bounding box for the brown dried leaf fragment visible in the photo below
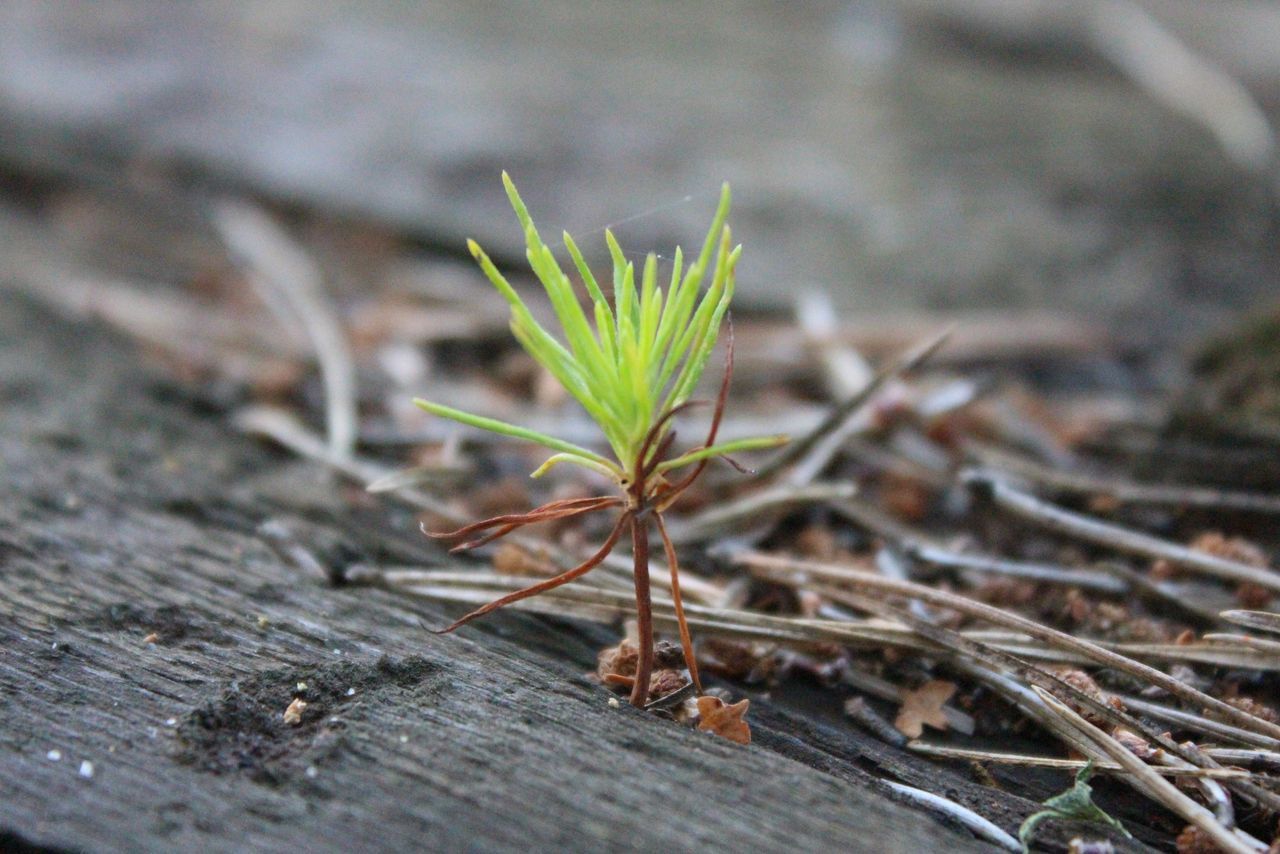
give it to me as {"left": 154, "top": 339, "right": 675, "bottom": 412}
{"left": 597, "top": 639, "right": 639, "bottom": 686}
{"left": 1190, "top": 531, "right": 1269, "bottom": 566}
{"left": 1236, "top": 581, "right": 1273, "bottom": 609}
{"left": 894, "top": 680, "right": 956, "bottom": 738}
{"left": 794, "top": 524, "right": 837, "bottom": 560}
{"left": 696, "top": 696, "right": 751, "bottom": 745}
{"left": 1111, "top": 727, "right": 1155, "bottom": 760}
{"left": 1175, "top": 824, "right": 1221, "bottom": 854}
{"left": 1050, "top": 669, "right": 1125, "bottom": 727}
{"left": 881, "top": 472, "right": 932, "bottom": 522}
{"left": 1157, "top": 531, "right": 1273, "bottom": 588}
{"left": 648, "top": 669, "right": 687, "bottom": 701}
{"left": 1218, "top": 695, "right": 1280, "bottom": 725}
{"left": 697, "top": 637, "right": 776, "bottom": 682}
{"left": 597, "top": 639, "right": 688, "bottom": 697}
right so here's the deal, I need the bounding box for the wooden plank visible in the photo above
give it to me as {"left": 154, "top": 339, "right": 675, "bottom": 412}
{"left": 0, "top": 294, "right": 1003, "bottom": 852}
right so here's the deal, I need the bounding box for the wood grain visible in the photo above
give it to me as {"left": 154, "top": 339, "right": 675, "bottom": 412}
{"left": 0, "top": 295, "right": 1005, "bottom": 852}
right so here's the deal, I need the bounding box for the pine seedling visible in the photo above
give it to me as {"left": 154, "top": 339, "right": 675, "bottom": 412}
{"left": 415, "top": 174, "right": 786, "bottom": 706}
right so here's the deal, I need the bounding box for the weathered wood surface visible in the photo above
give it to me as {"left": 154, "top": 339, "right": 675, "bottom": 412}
{"left": 0, "top": 293, "right": 1032, "bottom": 852}
{"left": 1, "top": 0, "right": 1278, "bottom": 329}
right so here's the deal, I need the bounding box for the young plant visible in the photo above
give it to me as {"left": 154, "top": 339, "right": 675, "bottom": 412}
{"left": 415, "top": 174, "right": 786, "bottom": 707}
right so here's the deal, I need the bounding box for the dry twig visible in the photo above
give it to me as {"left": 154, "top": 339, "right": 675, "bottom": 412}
{"left": 214, "top": 202, "right": 358, "bottom": 459}
{"left": 964, "top": 470, "right": 1280, "bottom": 594}
{"left": 1033, "top": 687, "right": 1265, "bottom": 854}
{"left": 734, "top": 550, "right": 1280, "bottom": 741}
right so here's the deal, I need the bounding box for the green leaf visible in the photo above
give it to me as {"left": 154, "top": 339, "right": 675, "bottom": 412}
{"left": 529, "top": 452, "right": 621, "bottom": 481}
{"left": 414, "top": 399, "right": 618, "bottom": 473}
{"left": 1018, "top": 762, "right": 1131, "bottom": 853}
{"left": 655, "top": 434, "right": 789, "bottom": 474}
{"left": 434, "top": 174, "right": 785, "bottom": 482}
{"left": 663, "top": 237, "right": 740, "bottom": 412}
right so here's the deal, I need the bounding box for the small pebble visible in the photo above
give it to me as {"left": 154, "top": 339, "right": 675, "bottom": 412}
{"left": 79, "top": 761, "right": 94, "bottom": 779}
{"left": 345, "top": 687, "right": 356, "bottom": 696}
{"left": 607, "top": 697, "right": 621, "bottom": 709}
{"left": 283, "top": 698, "right": 307, "bottom": 726}
{"left": 46, "top": 750, "right": 61, "bottom": 761}
{"left": 296, "top": 682, "right": 308, "bottom": 691}
{"left": 305, "top": 765, "right": 318, "bottom": 779}
{"left": 398, "top": 734, "right": 408, "bottom": 744}
{"left": 165, "top": 718, "right": 177, "bottom": 727}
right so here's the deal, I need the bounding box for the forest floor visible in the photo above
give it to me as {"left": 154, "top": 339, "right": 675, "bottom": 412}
{"left": 3, "top": 161, "right": 1280, "bottom": 853}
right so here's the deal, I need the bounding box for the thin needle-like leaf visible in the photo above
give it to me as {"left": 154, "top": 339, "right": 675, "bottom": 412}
{"left": 413, "top": 399, "right": 618, "bottom": 472}
{"left": 655, "top": 434, "right": 789, "bottom": 474}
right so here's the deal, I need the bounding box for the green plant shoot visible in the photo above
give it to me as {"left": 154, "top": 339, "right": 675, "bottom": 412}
{"left": 415, "top": 173, "right": 786, "bottom": 708}
{"left": 414, "top": 172, "right": 785, "bottom": 494}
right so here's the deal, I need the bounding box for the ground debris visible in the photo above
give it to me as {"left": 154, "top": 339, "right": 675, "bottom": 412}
{"left": 31, "top": 160, "right": 1280, "bottom": 851}
{"left": 696, "top": 696, "right": 751, "bottom": 745}
{"left": 894, "top": 680, "right": 956, "bottom": 739}
{"left": 283, "top": 698, "right": 307, "bottom": 726}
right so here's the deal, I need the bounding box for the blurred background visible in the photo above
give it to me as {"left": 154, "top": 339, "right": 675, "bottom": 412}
{"left": 9, "top": 6, "right": 1280, "bottom": 849}
{"left": 4, "top": 1, "right": 1280, "bottom": 332}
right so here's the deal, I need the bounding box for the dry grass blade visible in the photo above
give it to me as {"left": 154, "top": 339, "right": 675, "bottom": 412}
{"left": 1100, "top": 640, "right": 1280, "bottom": 670}
{"left": 234, "top": 406, "right": 725, "bottom": 604}
{"left": 214, "top": 201, "right": 358, "bottom": 460}
{"left": 1032, "top": 687, "right": 1266, "bottom": 854}
{"left": 909, "top": 544, "right": 1130, "bottom": 593}
{"left": 375, "top": 567, "right": 1280, "bottom": 673}
{"left": 952, "top": 657, "right": 1280, "bottom": 828}
{"left": 787, "top": 564, "right": 1280, "bottom": 805}
{"left": 796, "top": 291, "right": 874, "bottom": 400}
{"left": 1112, "top": 694, "right": 1280, "bottom": 751}
{"left": 1220, "top": 610, "right": 1280, "bottom": 636}
{"left": 1090, "top": 0, "right": 1275, "bottom": 173}
{"left": 969, "top": 441, "right": 1280, "bottom": 515}
{"left": 880, "top": 781, "right": 1019, "bottom": 852}
{"left": 734, "top": 550, "right": 1280, "bottom": 741}
{"left": 905, "top": 743, "right": 1250, "bottom": 779}
{"left": 1201, "top": 633, "right": 1280, "bottom": 654}
{"left": 664, "top": 482, "right": 856, "bottom": 546}
{"left": 758, "top": 327, "right": 952, "bottom": 484}
{"left": 836, "top": 498, "right": 1134, "bottom": 594}
{"left": 966, "top": 470, "right": 1280, "bottom": 593}
{"left": 366, "top": 464, "right": 469, "bottom": 493}
{"left": 236, "top": 406, "right": 461, "bottom": 521}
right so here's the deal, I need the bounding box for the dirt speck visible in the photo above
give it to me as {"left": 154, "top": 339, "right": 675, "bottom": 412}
{"left": 176, "top": 655, "right": 443, "bottom": 785}
{"left": 89, "top": 602, "right": 235, "bottom": 648}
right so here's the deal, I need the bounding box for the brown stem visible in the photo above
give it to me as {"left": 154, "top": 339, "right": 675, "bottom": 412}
{"left": 655, "top": 511, "right": 701, "bottom": 692}
{"left": 431, "top": 510, "right": 629, "bottom": 634}
{"left": 628, "top": 513, "right": 654, "bottom": 707}
{"left": 423, "top": 495, "right": 621, "bottom": 551}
